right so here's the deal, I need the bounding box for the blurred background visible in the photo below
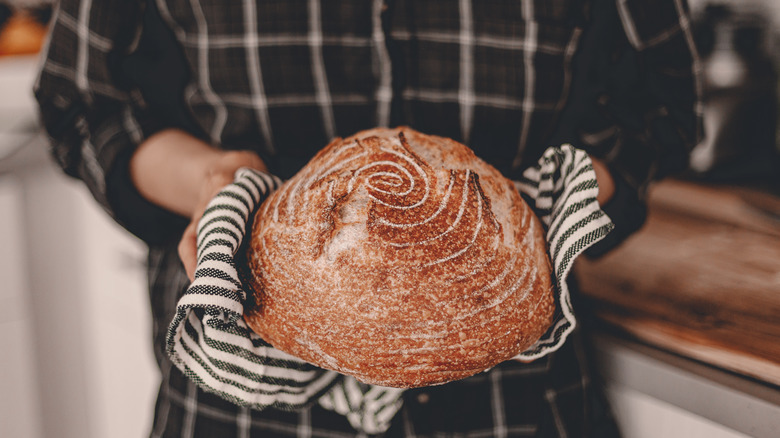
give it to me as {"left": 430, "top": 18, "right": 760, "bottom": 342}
{"left": 0, "top": 0, "right": 778, "bottom": 437}
{"left": 688, "top": 0, "right": 780, "bottom": 184}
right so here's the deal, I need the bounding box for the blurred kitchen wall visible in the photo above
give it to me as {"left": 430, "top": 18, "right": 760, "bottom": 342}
{"left": 0, "top": 2, "right": 158, "bottom": 438}
{"left": 688, "top": 0, "right": 780, "bottom": 184}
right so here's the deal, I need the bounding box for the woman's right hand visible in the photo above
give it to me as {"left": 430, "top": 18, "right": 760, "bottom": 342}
{"left": 129, "top": 129, "right": 267, "bottom": 280}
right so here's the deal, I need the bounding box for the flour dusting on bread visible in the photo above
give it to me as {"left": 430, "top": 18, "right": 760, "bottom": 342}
{"left": 245, "top": 127, "right": 554, "bottom": 388}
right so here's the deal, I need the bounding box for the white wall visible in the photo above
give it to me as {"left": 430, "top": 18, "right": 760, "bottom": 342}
{"left": 0, "top": 145, "right": 158, "bottom": 438}
{"left": 75, "top": 174, "right": 159, "bottom": 438}
{"left": 0, "top": 55, "right": 157, "bottom": 438}
{"left": 0, "top": 175, "right": 42, "bottom": 438}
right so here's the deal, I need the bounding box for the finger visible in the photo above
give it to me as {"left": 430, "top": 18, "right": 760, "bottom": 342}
{"left": 178, "top": 221, "right": 198, "bottom": 281}
{"left": 590, "top": 156, "right": 615, "bottom": 206}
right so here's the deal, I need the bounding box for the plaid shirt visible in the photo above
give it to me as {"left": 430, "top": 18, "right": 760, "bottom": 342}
{"left": 35, "top": 0, "right": 701, "bottom": 436}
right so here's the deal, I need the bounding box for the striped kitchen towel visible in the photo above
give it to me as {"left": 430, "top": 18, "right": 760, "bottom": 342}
{"left": 165, "top": 144, "right": 614, "bottom": 434}
{"left": 512, "top": 145, "right": 614, "bottom": 360}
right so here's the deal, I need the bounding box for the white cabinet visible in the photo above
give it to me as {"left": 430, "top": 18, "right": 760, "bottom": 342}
{"left": 0, "top": 175, "right": 42, "bottom": 438}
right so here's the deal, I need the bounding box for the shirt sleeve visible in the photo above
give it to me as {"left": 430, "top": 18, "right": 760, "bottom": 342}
{"left": 604, "top": 0, "right": 703, "bottom": 186}
{"left": 34, "top": 0, "right": 188, "bottom": 244}
{"left": 553, "top": 0, "right": 703, "bottom": 255}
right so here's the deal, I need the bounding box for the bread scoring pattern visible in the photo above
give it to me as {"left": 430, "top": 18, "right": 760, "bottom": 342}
{"left": 245, "top": 127, "right": 554, "bottom": 388}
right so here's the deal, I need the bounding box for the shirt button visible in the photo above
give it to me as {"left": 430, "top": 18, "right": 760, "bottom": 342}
{"left": 416, "top": 393, "right": 430, "bottom": 404}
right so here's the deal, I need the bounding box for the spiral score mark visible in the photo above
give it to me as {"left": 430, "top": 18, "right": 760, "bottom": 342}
{"left": 262, "top": 131, "right": 542, "bottom": 313}
{"left": 273, "top": 132, "right": 497, "bottom": 261}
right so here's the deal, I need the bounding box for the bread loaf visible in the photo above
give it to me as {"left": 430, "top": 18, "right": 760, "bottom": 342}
{"left": 244, "top": 127, "right": 554, "bottom": 388}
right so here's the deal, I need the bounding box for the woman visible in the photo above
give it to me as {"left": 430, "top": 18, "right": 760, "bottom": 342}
{"left": 35, "top": 0, "right": 701, "bottom": 436}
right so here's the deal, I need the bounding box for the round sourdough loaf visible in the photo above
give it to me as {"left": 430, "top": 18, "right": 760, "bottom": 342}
{"left": 244, "top": 127, "right": 554, "bottom": 388}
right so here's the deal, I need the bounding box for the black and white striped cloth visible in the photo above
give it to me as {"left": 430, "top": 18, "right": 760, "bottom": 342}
{"left": 165, "top": 143, "right": 613, "bottom": 434}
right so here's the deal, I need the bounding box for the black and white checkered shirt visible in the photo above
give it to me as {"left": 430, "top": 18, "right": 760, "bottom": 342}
{"left": 35, "top": 0, "right": 701, "bottom": 436}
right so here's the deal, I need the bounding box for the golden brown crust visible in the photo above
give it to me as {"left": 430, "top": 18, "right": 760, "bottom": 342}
{"left": 244, "top": 127, "right": 554, "bottom": 388}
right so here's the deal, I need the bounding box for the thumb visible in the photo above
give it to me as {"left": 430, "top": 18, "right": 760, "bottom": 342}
{"left": 178, "top": 220, "right": 199, "bottom": 281}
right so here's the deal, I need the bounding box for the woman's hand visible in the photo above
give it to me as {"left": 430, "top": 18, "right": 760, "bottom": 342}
{"left": 129, "top": 129, "right": 267, "bottom": 280}
{"left": 590, "top": 156, "right": 615, "bottom": 206}
{"left": 176, "top": 150, "right": 267, "bottom": 280}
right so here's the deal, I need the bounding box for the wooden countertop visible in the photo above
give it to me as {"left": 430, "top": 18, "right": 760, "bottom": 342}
{"left": 575, "top": 179, "right": 780, "bottom": 387}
